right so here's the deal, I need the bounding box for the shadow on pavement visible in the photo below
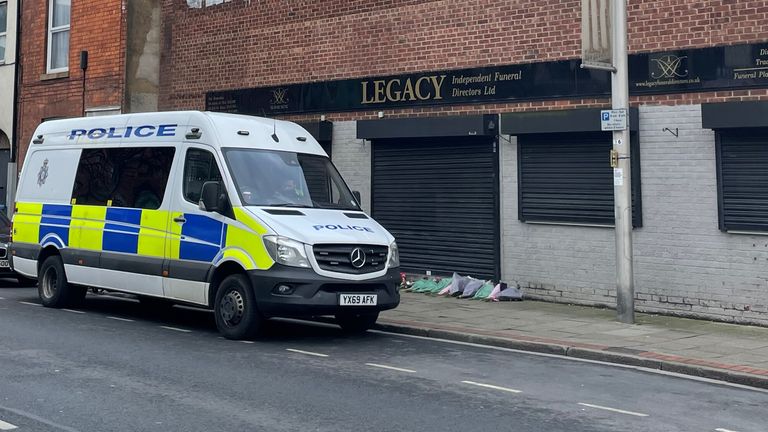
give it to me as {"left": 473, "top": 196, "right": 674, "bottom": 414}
{"left": 79, "top": 292, "right": 374, "bottom": 343}
{"left": 4, "top": 285, "right": 380, "bottom": 344}
{"left": 0, "top": 276, "right": 34, "bottom": 289}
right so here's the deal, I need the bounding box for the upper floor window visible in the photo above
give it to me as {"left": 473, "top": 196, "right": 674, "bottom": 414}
{"left": 0, "top": 1, "right": 7, "bottom": 63}
{"left": 47, "top": 0, "right": 70, "bottom": 73}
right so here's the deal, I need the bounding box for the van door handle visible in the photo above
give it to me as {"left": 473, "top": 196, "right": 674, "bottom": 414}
{"left": 173, "top": 216, "right": 186, "bottom": 224}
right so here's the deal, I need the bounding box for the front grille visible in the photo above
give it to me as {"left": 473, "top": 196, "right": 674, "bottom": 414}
{"left": 321, "top": 283, "right": 387, "bottom": 293}
{"left": 0, "top": 247, "right": 6, "bottom": 259}
{"left": 313, "top": 244, "right": 388, "bottom": 274}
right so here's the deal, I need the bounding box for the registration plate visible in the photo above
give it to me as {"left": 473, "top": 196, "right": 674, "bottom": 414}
{"left": 339, "top": 294, "right": 378, "bottom": 306}
{"left": 0, "top": 260, "right": 9, "bottom": 268}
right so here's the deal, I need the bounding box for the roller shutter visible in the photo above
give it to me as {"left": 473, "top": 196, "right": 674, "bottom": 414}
{"left": 518, "top": 132, "right": 642, "bottom": 227}
{"left": 717, "top": 129, "right": 768, "bottom": 231}
{"left": 372, "top": 136, "right": 499, "bottom": 280}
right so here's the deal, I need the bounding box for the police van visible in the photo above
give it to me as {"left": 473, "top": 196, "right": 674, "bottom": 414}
{"left": 10, "top": 111, "right": 400, "bottom": 339}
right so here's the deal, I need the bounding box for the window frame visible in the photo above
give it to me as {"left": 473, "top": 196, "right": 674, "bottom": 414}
{"left": 715, "top": 128, "right": 768, "bottom": 233}
{"left": 182, "top": 147, "right": 223, "bottom": 206}
{"left": 70, "top": 146, "right": 176, "bottom": 210}
{"left": 0, "top": 1, "right": 7, "bottom": 64}
{"left": 46, "top": 0, "right": 70, "bottom": 73}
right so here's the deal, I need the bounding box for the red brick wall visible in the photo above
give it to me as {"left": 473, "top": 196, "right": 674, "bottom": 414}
{"left": 18, "top": 0, "right": 126, "bottom": 166}
{"left": 159, "top": 0, "right": 768, "bottom": 119}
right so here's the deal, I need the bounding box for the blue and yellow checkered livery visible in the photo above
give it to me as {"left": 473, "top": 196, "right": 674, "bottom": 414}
{"left": 12, "top": 202, "right": 274, "bottom": 271}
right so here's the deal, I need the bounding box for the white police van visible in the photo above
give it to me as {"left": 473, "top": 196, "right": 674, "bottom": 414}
{"left": 10, "top": 111, "right": 400, "bottom": 339}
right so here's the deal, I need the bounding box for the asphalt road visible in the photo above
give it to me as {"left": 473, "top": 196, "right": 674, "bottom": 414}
{"left": 0, "top": 280, "right": 766, "bottom": 432}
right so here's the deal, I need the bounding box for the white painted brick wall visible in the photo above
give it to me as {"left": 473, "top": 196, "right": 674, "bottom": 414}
{"left": 501, "top": 105, "right": 768, "bottom": 325}
{"left": 633, "top": 104, "right": 768, "bottom": 324}
{"left": 500, "top": 133, "right": 618, "bottom": 307}
{"left": 336, "top": 109, "right": 768, "bottom": 325}
{"left": 331, "top": 121, "right": 372, "bottom": 214}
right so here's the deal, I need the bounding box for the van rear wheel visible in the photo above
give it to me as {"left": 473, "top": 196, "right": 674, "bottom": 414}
{"left": 214, "top": 274, "right": 263, "bottom": 340}
{"left": 38, "top": 255, "right": 85, "bottom": 308}
{"left": 336, "top": 311, "right": 379, "bottom": 333}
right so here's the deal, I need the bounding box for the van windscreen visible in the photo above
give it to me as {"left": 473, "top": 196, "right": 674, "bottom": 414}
{"left": 223, "top": 149, "right": 360, "bottom": 211}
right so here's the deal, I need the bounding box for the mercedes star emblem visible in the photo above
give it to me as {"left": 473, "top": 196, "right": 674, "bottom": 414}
{"left": 350, "top": 247, "right": 366, "bottom": 269}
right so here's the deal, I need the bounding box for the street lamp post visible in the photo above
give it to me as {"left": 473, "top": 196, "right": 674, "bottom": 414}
{"left": 611, "top": 0, "right": 635, "bottom": 324}
{"left": 582, "top": 0, "right": 635, "bottom": 324}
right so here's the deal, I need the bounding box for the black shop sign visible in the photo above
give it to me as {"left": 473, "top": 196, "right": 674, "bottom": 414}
{"left": 206, "top": 42, "right": 768, "bottom": 115}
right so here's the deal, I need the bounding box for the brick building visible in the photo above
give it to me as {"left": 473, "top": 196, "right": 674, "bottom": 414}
{"left": 161, "top": 0, "right": 768, "bottom": 324}
{"left": 0, "top": 0, "right": 18, "bottom": 205}
{"left": 17, "top": 0, "right": 162, "bottom": 166}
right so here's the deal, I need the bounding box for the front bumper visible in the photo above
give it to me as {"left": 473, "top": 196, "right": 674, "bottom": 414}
{"left": 248, "top": 265, "right": 400, "bottom": 317}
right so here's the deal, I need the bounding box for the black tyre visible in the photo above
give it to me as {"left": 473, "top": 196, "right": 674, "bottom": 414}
{"left": 214, "top": 274, "right": 262, "bottom": 340}
{"left": 38, "top": 255, "right": 86, "bottom": 308}
{"left": 335, "top": 311, "right": 379, "bottom": 333}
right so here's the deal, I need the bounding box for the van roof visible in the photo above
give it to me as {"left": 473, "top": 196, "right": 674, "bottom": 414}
{"left": 30, "top": 111, "right": 326, "bottom": 156}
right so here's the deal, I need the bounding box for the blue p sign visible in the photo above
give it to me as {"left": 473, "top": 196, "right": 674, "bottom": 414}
{"left": 602, "top": 112, "right": 610, "bottom": 121}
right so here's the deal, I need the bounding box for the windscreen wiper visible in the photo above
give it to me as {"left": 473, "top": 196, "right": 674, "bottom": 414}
{"left": 264, "top": 203, "right": 313, "bottom": 208}
{"left": 316, "top": 202, "right": 361, "bottom": 211}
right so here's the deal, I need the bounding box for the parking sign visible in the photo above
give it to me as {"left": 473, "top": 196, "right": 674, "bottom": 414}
{"left": 601, "top": 109, "right": 628, "bottom": 131}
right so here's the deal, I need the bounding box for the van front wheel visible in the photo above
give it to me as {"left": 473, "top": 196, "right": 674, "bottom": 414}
{"left": 214, "top": 274, "right": 263, "bottom": 340}
{"left": 38, "top": 255, "right": 85, "bottom": 308}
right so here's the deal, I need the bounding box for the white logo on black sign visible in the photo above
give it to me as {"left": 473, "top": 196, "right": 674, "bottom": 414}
{"left": 651, "top": 55, "right": 689, "bottom": 79}
{"left": 270, "top": 88, "right": 289, "bottom": 105}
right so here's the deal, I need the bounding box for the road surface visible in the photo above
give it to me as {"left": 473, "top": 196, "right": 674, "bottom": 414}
{"left": 0, "top": 282, "right": 765, "bottom": 432}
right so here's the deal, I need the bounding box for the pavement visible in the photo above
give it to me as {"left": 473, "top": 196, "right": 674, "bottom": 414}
{"left": 378, "top": 290, "right": 768, "bottom": 389}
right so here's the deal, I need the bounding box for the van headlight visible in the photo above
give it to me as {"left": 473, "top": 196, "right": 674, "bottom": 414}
{"left": 263, "top": 236, "right": 310, "bottom": 268}
{"left": 388, "top": 241, "right": 400, "bottom": 268}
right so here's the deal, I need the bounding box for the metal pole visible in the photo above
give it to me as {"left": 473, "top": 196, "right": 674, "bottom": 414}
{"left": 612, "top": 0, "right": 634, "bottom": 323}
{"left": 8, "top": 0, "right": 22, "bottom": 217}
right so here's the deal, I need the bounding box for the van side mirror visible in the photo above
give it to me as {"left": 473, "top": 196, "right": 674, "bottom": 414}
{"left": 200, "top": 181, "right": 225, "bottom": 212}
{"left": 352, "top": 190, "right": 362, "bottom": 205}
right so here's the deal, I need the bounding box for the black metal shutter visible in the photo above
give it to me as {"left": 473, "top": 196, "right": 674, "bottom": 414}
{"left": 717, "top": 129, "right": 768, "bottom": 231}
{"left": 319, "top": 141, "right": 332, "bottom": 158}
{"left": 519, "top": 132, "right": 642, "bottom": 226}
{"left": 372, "top": 136, "right": 498, "bottom": 280}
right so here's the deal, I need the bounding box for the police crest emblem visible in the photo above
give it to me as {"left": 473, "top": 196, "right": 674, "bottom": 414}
{"left": 37, "top": 158, "right": 49, "bottom": 186}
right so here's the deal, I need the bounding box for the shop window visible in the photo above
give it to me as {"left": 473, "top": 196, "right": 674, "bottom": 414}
{"left": 71, "top": 147, "right": 175, "bottom": 209}
{"left": 0, "top": 1, "right": 7, "bottom": 62}
{"left": 518, "top": 132, "right": 642, "bottom": 227}
{"left": 183, "top": 148, "right": 222, "bottom": 204}
{"left": 716, "top": 129, "right": 768, "bottom": 232}
{"left": 47, "top": 0, "right": 70, "bottom": 73}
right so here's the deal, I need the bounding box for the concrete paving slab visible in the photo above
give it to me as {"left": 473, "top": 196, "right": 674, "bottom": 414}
{"left": 714, "top": 353, "right": 768, "bottom": 366}
{"left": 602, "top": 327, "right": 668, "bottom": 337}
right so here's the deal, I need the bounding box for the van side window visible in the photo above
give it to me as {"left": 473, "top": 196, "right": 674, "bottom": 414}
{"left": 71, "top": 147, "right": 175, "bottom": 210}
{"left": 71, "top": 149, "right": 116, "bottom": 206}
{"left": 183, "top": 148, "right": 222, "bottom": 204}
